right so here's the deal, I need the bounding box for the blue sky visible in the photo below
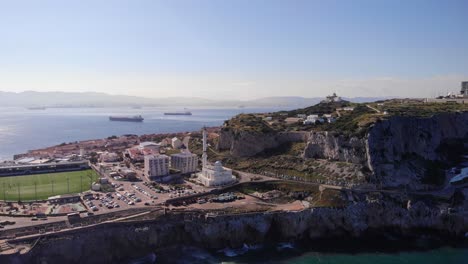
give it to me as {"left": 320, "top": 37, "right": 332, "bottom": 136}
{"left": 0, "top": 0, "right": 467, "bottom": 99}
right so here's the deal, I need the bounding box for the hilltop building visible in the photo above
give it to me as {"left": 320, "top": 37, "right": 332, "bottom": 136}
{"left": 197, "top": 127, "right": 235, "bottom": 187}
{"left": 425, "top": 81, "right": 468, "bottom": 104}
{"left": 461, "top": 81, "right": 468, "bottom": 98}
{"left": 170, "top": 152, "right": 198, "bottom": 174}
{"left": 144, "top": 155, "right": 170, "bottom": 178}
{"left": 303, "top": 114, "right": 325, "bottom": 125}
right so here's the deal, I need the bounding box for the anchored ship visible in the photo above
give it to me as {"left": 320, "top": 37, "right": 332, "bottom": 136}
{"left": 27, "top": 106, "right": 46, "bottom": 110}
{"left": 109, "top": 115, "right": 144, "bottom": 122}
{"left": 163, "top": 111, "right": 192, "bottom": 116}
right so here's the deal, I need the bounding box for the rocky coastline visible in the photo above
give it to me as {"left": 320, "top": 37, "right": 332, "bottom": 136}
{"left": 1, "top": 110, "right": 467, "bottom": 264}
{"left": 1, "top": 197, "right": 466, "bottom": 264}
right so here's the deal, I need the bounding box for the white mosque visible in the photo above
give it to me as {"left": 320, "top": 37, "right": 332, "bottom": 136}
{"left": 197, "top": 127, "right": 236, "bottom": 187}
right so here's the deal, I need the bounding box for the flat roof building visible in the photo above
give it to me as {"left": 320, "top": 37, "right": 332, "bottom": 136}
{"left": 0, "top": 160, "right": 89, "bottom": 177}
{"left": 171, "top": 152, "right": 198, "bottom": 174}
{"left": 461, "top": 81, "right": 468, "bottom": 98}
{"left": 144, "top": 155, "right": 170, "bottom": 179}
{"left": 139, "top": 142, "right": 161, "bottom": 151}
{"left": 48, "top": 194, "right": 81, "bottom": 204}
{"left": 99, "top": 152, "right": 120, "bottom": 163}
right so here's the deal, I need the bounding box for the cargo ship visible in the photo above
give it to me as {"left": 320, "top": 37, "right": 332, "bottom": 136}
{"left": 109, "top": 115, "right": 144, "bottom": 122}
{"left": 27, "top": 106, "right": 47, "bottom": 110}
{"left": 163, "top": 111, "right": 192, "bottom": 116}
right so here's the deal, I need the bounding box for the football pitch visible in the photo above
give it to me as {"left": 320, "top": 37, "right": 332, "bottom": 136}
{"left": 0, "top": 169, "right": 99, "bottom": 201}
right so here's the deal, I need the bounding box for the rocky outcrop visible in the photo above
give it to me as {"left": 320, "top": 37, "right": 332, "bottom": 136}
{"left": 217, "top": 130, "right": 308, "bottom": 157}
{"left": 301, "top": 112, "right": 468, "bottom": 188}
{"left": 367, "top": 112, "right": 468, "bottom": 188}
{"left": 218, "top": 112, "right": 468, "bottom": 189}
{"left": 1, "top": 199, "right": 466, "bottom": 264}
{"left": 302, "top": 132, "right": 367, "bottom": 164}
{"left": 303, "top": 112, "right": 468, "bottom": 188}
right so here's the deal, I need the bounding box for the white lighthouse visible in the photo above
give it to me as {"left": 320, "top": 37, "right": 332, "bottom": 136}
{"left": 197, "top": 127, "right": 236, "bottom": 187}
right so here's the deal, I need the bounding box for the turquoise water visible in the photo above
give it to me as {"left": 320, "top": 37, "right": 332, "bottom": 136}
{"left": 284, "top": 247, "right": 467, "bottom": 264}
{"left": 139, "top": 243, "right": 468, "bottom": 264}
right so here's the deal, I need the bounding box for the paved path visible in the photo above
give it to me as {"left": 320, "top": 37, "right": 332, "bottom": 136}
{"left": 366, "top": 104, "right": 381, "bottom": 113}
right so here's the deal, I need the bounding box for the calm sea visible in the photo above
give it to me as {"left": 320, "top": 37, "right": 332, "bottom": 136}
{"left": 131, "top": 243, "right": 468, "bottom": 264}
{"left": 0, "top": 106, "right": 288, "bottom": 161}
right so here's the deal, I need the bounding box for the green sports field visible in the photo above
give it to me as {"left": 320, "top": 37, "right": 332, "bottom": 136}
{"left": 0, "top": 169, "right": 99, "bottom": 201}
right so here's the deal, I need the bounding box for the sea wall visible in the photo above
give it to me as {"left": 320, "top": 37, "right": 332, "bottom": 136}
{"left": 1, "top": 200, "right": 465, "bottom": 264}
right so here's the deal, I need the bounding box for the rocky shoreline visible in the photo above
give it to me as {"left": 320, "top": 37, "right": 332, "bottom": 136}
{"left": 1, "top": 198, "right": 466, "bottom": 264}
{"left": 1, "top": 110, "right": 467, "bottom": 264}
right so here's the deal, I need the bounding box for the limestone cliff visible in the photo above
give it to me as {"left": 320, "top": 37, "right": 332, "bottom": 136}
{"left": 302, "top": 132, "right": 367, "bottom": 164}
{"left": 216, "top": 130, "right": 308, "bottom": 157}
{"left": 367, "top": 112, "right": 468, "bottom": 188}
{"left": 304, "top": 112, "right": 468, "bottom": 188}
{"left": 2, "top": 199, "right": 465, "bottom": 264}
{"left": 218, "top": 112, "right": 468, "bottom": 189}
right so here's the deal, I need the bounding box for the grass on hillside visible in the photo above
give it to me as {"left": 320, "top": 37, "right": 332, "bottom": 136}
{"left": 377, "top": 102, "right": 468, "bottom": 117}
{"left": 0, "top": 169, "right": 99, "bottom": 201}
{"left": 222, "top": 114, "right": 275, "bottom": 133}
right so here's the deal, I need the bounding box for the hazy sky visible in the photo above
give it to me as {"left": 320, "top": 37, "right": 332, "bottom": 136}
{"left": 0, "top": 0, "right": 467, "bottom": 100}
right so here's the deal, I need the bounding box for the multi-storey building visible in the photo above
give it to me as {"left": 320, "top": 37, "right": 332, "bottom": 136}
{"left": 144, "top": 155, "right": 169, "bottom": 178}
{"left": 170, "top": 152, "right": 198, "bottom": 174}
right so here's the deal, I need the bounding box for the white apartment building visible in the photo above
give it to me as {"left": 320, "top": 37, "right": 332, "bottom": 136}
{"left": 304, "top": 114, "right": 323, "bottom": 125}
{"left": 170, "top": 152, "right": 198, "bottom": 174}
{"left": 144, "top": 155, "right": 170, "bottom": 178}
{"left": 171, "top": 137, "right": 183, "bottom": 149}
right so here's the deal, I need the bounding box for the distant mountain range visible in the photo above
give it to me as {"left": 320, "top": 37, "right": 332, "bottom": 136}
{"left": 0, "top": 91, "right": 396, "bottom": 108}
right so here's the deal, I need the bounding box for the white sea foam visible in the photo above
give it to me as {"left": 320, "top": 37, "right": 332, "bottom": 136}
{"left": 277, "top": 242, "right": 295, "bottom": 250}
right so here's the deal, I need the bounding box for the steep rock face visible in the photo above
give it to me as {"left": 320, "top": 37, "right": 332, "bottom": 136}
{"left": 217, "top": 112, "right": 468, "bottom": 188}
{"left": 302, "top": 132, "right": 367, "bottom": 164}
{"left": 299, "top": 112, "right": 468, "bottom": 188}
{"left": 2, "top": 201, "right": 465, "bottom": 264}
{"left": 217, "top": 130, "right": 308, "bottom": 157}
{"left": 367, "top": 112, "right": 468, "bottom": 187}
